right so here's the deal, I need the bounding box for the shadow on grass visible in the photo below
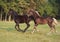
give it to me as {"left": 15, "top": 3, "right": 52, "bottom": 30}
{"left": 0, "top": 27, "right": 33, "bottom": 33}
{"left": 0, "top": 27, "right": 15, "bottom": 31}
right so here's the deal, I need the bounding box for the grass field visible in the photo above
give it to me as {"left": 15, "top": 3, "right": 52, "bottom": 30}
{"left": 0, "top": 21, "right": 60, "bottom": 42}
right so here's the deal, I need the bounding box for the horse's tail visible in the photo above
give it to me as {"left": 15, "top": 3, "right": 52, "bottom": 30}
{"left": 52, "top": 18, "right": 58, "bottom": 25}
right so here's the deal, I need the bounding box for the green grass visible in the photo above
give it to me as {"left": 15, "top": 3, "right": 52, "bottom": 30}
{"left": 0, "top": 21, "right": 60, "bottom": 42}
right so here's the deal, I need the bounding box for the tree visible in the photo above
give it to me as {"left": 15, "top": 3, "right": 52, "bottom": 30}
{"left": 0, "top": 0, "right": 60, "bottom": 21}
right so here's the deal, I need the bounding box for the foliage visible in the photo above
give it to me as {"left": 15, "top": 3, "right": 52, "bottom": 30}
{"left": 0, "top": 0, "right": 60, "bottom": 20}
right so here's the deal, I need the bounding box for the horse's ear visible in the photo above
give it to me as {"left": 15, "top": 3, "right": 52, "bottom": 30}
{"left": 8, "top": 9, "right": 13, "bottom": 16}
{"left": 9, "top": 8, "right": 10, "bottom": 10}
{"left": 9, "top": 8, "right": 13, "bottom": 11}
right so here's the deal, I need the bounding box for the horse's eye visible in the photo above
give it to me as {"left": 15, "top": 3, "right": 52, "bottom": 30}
{"left": 10, "top": 11, "right": 12, "bottom": 13}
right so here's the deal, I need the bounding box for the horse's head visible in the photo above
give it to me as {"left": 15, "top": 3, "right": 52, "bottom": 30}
{"left": 27, "top": 11, "right": 33, "bottom": 17}
{"left": 27, "top": 9, "right": 40, "bottom": 19}
{"left": 8, "top": 9, "right": 14, "bottom": 16}
{"left": 8, "top": 9, "right": 18, "bottom": 16}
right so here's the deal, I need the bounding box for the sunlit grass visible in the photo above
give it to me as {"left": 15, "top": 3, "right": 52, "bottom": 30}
{"left": 0, "top": 21, "right": 60, "bottom": 42}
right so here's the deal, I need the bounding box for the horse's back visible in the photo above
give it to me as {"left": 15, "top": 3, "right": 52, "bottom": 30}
{"left": 14, "top": 15, "right": 29, "bottom": 23}
{"left": 36, "top": 17, "right": 47, "bottom": 24}
{"left": 35, "top": 17, "right": 53, "bottom": 24}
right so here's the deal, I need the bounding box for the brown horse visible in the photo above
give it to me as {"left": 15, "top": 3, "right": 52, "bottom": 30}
{"left": 28, "top": 9, "right": 58, "bottom": 34}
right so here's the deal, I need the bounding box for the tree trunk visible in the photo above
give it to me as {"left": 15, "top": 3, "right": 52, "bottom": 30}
{"left": 30, "top": 0, "right": 36, "bottom": 9}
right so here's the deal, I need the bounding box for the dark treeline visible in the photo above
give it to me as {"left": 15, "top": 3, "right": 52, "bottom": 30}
{"left": 0, "top": 0, "right": 60, "bottom": 21}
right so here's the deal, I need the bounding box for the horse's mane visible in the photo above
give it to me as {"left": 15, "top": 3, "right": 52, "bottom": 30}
{"left": 9, "top": 9, "right": 18, "bottom": 15}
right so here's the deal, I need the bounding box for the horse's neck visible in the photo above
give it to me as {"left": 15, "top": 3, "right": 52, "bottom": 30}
{"left": 34, "top": 13, "right": 40, "bottom": 18}
{"left": 13, "top": 12, "right": 18, "bottom": 16}
{"left": 32, "top": 11, "right": 40, "bottom": 17}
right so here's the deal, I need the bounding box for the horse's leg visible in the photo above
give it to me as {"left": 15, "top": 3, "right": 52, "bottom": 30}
{"left": 47, "top": 23, "right": 56, "bottom": 34}
{"left": 52, "top": 25, "right": 57, "bottom": 33}
{"left": 47, "top": 23, "right": 53, "bottom": 34}
{"left": 50, "top": 27, "right": 54, "bottom": 33}
{"left": 15, "top": 23, "right": 23, "bottom": 32}
{"left": 32, "top": 25, "right": 37, "bottom": 34}
{"left": 15, "top": 25, "right": 18, "bottom": 31}
{"left": 23, "top": 23, "right": 30, "bottom": 32}
{"left": 32, "top": 24, "right": 38, "bottom": 34}
{"left": 15, "top": 24, "right": 18, "bottom": 31}
{"left": 49, "top": 23, "right": 57, "bottom": 34}
{"left": 17, "top": 24, "right": 23, "bottom": 32}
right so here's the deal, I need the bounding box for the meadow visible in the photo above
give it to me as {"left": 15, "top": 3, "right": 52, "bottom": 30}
{"left": 0, "top": 21, "right": 60, "bottom": 42}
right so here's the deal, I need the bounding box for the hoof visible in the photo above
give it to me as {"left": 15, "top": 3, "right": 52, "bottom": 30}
{"left": 31, "top": 32, "right": 34, "bottom": 34}
{"left": 17, "top": 29, "right": 23, "bottom": 32}
{"left": 37, "top": 30, "right": 39, "bottom": 32}
{"left": 23, "top": 30, "right": 26, "bottom": 33}
{"left": 47, "top": 32, "right": 52, "bottom": 35}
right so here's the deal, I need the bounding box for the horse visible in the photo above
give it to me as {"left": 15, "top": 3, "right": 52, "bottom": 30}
{"left": 8, "top": 9, "right": 33, "bottom": 32}
{"left": 27, "top": 9, "right": 58, "bottom": 34}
